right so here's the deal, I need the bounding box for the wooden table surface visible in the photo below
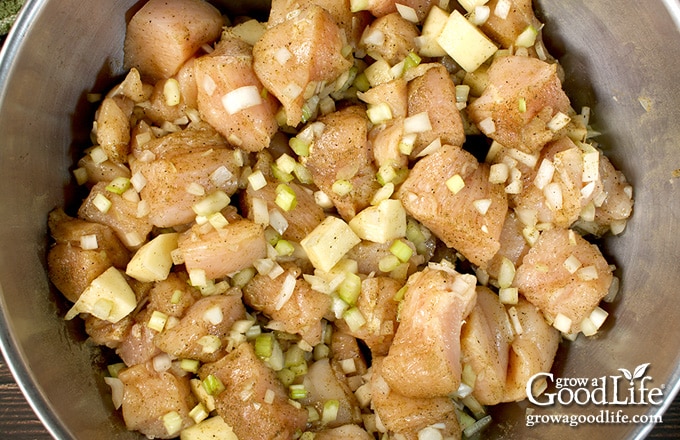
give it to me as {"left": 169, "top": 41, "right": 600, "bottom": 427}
{"left": 0, "top": 354, "right": 678, "bottom": 439}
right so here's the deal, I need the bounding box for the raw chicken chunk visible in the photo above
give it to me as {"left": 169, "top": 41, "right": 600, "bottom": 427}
{"left": 155, "top": 290, "right": 246, "bottom": 363}
{"left": 124, "top": 0, "right": 223, "bottom": 82}
{"left": 513, "top": 228, "right": 613, "bottom": 334}
{"left": 364, "top": 0, "right": 438, "bottom": 23}
{"left": 468, "top": 55, "right": 572, "bottom": 154}
{"left": 268, "top": 0, "right": 371, "bottom": 49}
{"left": 47, "top": 209, "right": 130, "bottom": 303}
{"left": 242, "top": 180, "right": 326, "bottom": 242}
{"left": 380, "top": 266, "right": 477, "bottom": 398}
{"left": 398, "top": 144, "right": 508, "bottom": 267}
{"left": 199, "top": 342, "right": 308, "bottom": 440}
{"left": 253, "top": 4, "right": 353, "bottom": 127}
{"left": 78, "top": 181, "right": 153, "bottom": 249}
{"left": 334, "top": 276, "right": 402, "bottom": 356}
{"left": 407, "top": 64, "right": 466, "bottom": 156}
{"left": 117, "top": 308, "right": 163, "bottom": 367}
{"left": 371, "top": 357, "right": 461, "bottom": 439}
{"left": 302, "top": 106, "right": 381, "bottom": 220}
{"left": 178, "top": 219, "right": 267, "bottom": 280}
{"left": 118, "top": 361, "right": 197, "bottom": 439}
{"left": 243, "top": 265, "right": 331, "bottom": 345}
{"left": 194, "top": 37, "right": 280, "bottom": 151}
{"left": 361, "top": 13, "right": 419, "bottom": 66}
{"left": 481, "top": 0, "right": 544, "bottom": 50}
{"left": 95, "top": 97, "right": 131, "bottom": 164}
{"left": 486, "top": 211, "right": 530, "bottom": 281}
{"left": 300, "top": 358, "right": 363, "bottom": 428}
{"left": 460, "top": 287, "right": 514, "bottom": 405}
{"left": 503, "top": 297, "right": 560, "bottom": 402}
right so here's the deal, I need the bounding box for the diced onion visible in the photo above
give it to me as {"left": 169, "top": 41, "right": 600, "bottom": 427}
{"left": 395, "top": 3, "right": 419, "bottom": 22}
{"left": 148, "top": 310, "right": 169, "bottom": 332}
{"left": 192, "top": 190, "right": 230, "bottom": 216}
{"left": 104, "top": 377, "right": 124, "bottom": 410}
{"left": 547, "top": 111, "right": 571, "bottom": 131}
{"left": 446, "top": 174, "right": 465, "bottom": 194}
{"left": 366, "top": 102, "right": 393, "bottom": 125}
{"left": 90, "top": 146, "right": 108, "bottom": 165}
{"left": 488, "top": 163, "right": 509, "bottom": 184}
{"left": 534, "top": 159, "right": 555, "bottom": 190}
{"left": 553, "top": 313, "right": 573, "bottom": 333}
{"left": 152, "top": 353, "right": 173, "bottom": 372}
{"left": 473, "top": 198, "right": 492, "bottom": 216}
{"left": 494, "top": 0, "right": 511, "bottom": 19}
{"left": 202, "top": 75, "right": 217, "bottom": 96}
{"left": 497, "top": 257, "right": 515, "bottom": 288}
{"left": 418, "top": 426, "right": 444, "bottom": 440}
{"left": 470, "top": 5, "right": 490, "bottom": 25}
{"left": 507, "top": 306, "right": 523, "bottom": 335}
{"left": 403, "top": 112, "right": 432, "bottom": 134}
{"left": 163, "top": 78, "right": 181, "bottom": 106}
{"left": 248, "top": 170, "right": 267, "bottom": 192}
{"left": 274, "top": 46, "right": 293, "bottom": 65}
{"left": 203, "top": 305, "right": 224, "bottom": 325}
{"left": 577, "top": 265, "right": 599, "bottom": 281}
{"left": 92, "top": 193, "right": 112, "bottom": 213}
{"left": 478, "top": 117, "right": 496, "bottom": 135}
{"left": 189, "top": 403, "right": 209, "bottom": 424}
{"left": 80, "top": 234, "right": 98, "bottom": 250}
{"left": 515, "top": 25, "right": 538, "bottom": 48}
{"left": 563, "top": 254, "right": 582, "bottom": 274}
{"left": 343, "top": 307, "right": 367, "bottom": 332}
{"left": 197, "top": 335, "right": 222, "bottom": 354}
{"left": 275, "top": 273, "right": 297, "bottom": 311}
{"left": 210, "top": 166, "right": 233, "bottom": 187}
{"left": 162, "top": 411, "right": 183, "bottom": 437}
{"left": 222, "top": 85, "right": 262, "bottom": 115}
{"left": 499, "top": 287, "right": 518, "bottom": 304}
{"left": 543, "top": 182, "right": 563, "bottom": 211}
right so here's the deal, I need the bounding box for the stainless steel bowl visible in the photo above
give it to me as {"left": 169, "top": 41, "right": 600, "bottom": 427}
{"left": 0, "top": 0, "right": 678, "bottom": 438}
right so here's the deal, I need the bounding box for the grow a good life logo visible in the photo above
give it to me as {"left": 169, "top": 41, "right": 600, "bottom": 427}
{"left": 525, "top": 363, "right": 666, "bottom": 427}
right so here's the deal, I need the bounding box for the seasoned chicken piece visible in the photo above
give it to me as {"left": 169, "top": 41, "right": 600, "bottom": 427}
{"left": 77, "top": 154, "right": 131, "bottom": 186}
{"left": 369, "top": 120, "right": 409, "bottom": 170}
{"left": 481, "top": 0, "right": 544, "bottom": 50}
{"left": 117, "top": 308, "right": 162, "bottom": 367}
{"left": 132, "top": 120, "right": 225, "bottom": 159}
{"left": 381, "top": 266, "right": 477, "bottom": 398}
{"left": 407, "top": 64, "right": 466, "bottom": 156}
{"left": 468, "top": 55, "right": 572, "bottom": 154}
{"left": 503, "top": 297, "right": 560, "bottom": 402}
{"left": 242, "top": 180, "right": 326, "bottom": 242}
{"left": 510, "top": 137, "right": 601, "bottom": 228}
{"left": 199, "top": 342, "right": 308, "bottom": 440}
{"left": 78, "top": 182, "right": 152, "bottom": 249}
{"left": 243, "top": 265, "right": 331, "bottom": 345}
{"left": 302, "top": 106, "right": 381, "bottom": 220}
{"left": 118, "top": 361, "right": 197, "bottom": 439}
{"left": 513, "top": 228, "right": 613, "bottom": 334}
{"left": 253, "top": 4, "right": 353, "bottom": 127}
{"left": 268, "top": 0, "right": 371, "bottom": 49}
{"left": 361, "top": 13, "right": 419, "bottom": 66}
{"left": 344, "top": 240, "right": 423, "bottom": 278}
{"left": 364, "top": 0, "right": 438, "bottom": 23}
{"left": 593, "top": 154, "right": 634, "bottom": 229}
{"left": 359, "top": 78, "right": 408, "bottom": 120}
{"left": 194, "top": 37, "right": 280, "bottom": 152}
{"left": 334, "top": 276, "right": 402, "bottom": 356}
{"left": 84, "top": 314, "right": 133, "bottom": 349}
{"left": 330, "top": 329, "right": 369, "bottom": 377}
{"left": 95, "top": 97, "right": 131, "bottom": 164}
{"left": 300, "top": 358, "right": 363, "bottom": 429}
{"left": 178, "top": 219, "right": 268, "bottom": 280}
{"left": 486, "top": 210, "right": 531, "bottom": 280}
{"left": 141, "top": 73, "right": 193, "bottom": 128}
{"left": 314, "top": 424, "right": 374, "bottom": 440}
{"left": 147, "top": 272, "right": 202, "bottom": 318}
{"left": 124, "top": 0, "right": 223, "bottom": 82}
{"left": 131, "top": 145, "right": 241, "bottom": 228}
{"left": 371, "top": 357, "right": 461, "bottom": 439}
{"left": 155, "top": 289, "right": 246, "bottom": 363}
{"left": 47, "top": 209, "right": 131, "bottom": 303}
{"left": 398, "top": 144, "right": 508, "bottom": 268}
{"left": 460, "top": 287, "right": 514, "bottom": 405}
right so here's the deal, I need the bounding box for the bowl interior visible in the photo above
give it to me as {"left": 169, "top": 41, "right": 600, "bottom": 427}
{"left": 0, "top": 0, "right": 679, "bottom": 438}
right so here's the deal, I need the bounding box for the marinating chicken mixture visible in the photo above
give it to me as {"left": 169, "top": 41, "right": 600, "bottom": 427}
{"left": 47, "top": 0, "right": 634, "bottom": 438}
